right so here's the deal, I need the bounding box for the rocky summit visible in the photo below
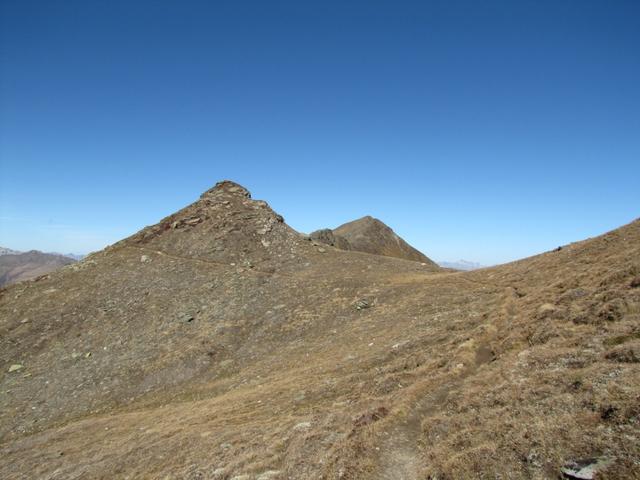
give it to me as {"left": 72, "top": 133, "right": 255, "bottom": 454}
{"left": 1, "top": 181, "right": 639, "bottom": 479}
{"left": 311, "top": 216, "right": 437, "bottom": 266}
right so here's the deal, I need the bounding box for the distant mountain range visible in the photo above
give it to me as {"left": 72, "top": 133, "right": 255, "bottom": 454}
{"left": 0, "top": 248, "right": 79, "bottom": 287}
{"left": 0, "top": 247, "right": 84, "bottom": 261}
{"left": 0, "top": 247, "right": 21, "bottom": 256}
{"left": 437, "top": 260, "right": 484, "bottom": 270}
{"left": 63, "top": 253, "right": 86, "bottom": 261}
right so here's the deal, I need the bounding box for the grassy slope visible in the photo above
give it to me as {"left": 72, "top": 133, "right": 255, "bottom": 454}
{"left": 0, "top": 184, "right": 638, "bottom": 479}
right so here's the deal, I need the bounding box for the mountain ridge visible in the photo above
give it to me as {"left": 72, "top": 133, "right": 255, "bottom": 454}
{"left": 311, "top": 215, "right": 437, "bottom": 266}
{"left": 1, "top": 182, "right": 638, "bottom": 479}
{"left": 0, "top": 250, "right": 76, "bottom": 287}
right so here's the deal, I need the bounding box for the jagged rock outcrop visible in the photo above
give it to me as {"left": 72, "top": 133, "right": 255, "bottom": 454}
{"left": 309, "top": 228, "right": 353, "bottom": 251}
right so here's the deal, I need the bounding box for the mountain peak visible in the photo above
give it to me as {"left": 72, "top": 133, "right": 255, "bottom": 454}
{"left": 311, "top": 216, "right": 437, "bottom": 266}
{"left": 112, "top": 179, "right": 309, "bottom": 274}
{"left": 200, "top": 180, "right": 252, "bottom": 200}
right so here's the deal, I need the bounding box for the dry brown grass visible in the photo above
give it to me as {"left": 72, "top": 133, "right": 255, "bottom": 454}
{"left": 0, "top": 183, "right": 638, "bottom": 479}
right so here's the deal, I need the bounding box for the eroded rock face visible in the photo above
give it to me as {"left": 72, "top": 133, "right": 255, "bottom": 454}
{"left": 309, "top": 229, "right": 352, "bottom": 251}
{"left": 121, "top": 180, "right": 304, "bottom": 273}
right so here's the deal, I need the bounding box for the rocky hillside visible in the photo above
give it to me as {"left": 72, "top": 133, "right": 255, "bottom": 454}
{"left": 0, "top": 181, "right": 638, "bottom": 479}
{"left": 0, "top": 250, "right": 76, "bottom": 287}
{"left": 311, "top": 216, "right": 437, "bottom": 266}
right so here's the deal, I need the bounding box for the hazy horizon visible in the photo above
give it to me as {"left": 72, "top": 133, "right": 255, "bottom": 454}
{"left": 1, "top": 184, "right": 637, "bottom": 266}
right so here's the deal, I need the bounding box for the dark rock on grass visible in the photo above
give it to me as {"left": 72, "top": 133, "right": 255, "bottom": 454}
{"left": 354, "top": 299, "right": 371, "bottom": 310}
{"left": 353, "top": 406, "right": 389, "bottom": 428}
{"left": 605, "top": 342, "right": 640, "bottom": 363}
{"left": 598, "top": 298, "right": 627, "bottom": 322}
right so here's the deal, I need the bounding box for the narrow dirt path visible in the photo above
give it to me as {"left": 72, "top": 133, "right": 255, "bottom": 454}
{"left": 378, "top": 421, "right": 421, "bottom": 480}
{"left": 124, "top": 245, "right": 287, "bottom": 277}
{"left": 377, "top": 333, "right": 498, "bottom": 479}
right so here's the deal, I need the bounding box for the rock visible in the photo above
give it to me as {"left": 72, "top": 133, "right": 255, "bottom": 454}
{"left": 317, "top": 247, "right": 326, "bottom": 253}
{"left": 170, "top": 217, "right": 202, "bottom": 230}
{"left": 391, "top": 340, "right": 409, "bottom": 350}
{"left": 600, "top": 404, "right": 618, "bottom": 420}
{"left": 293, "top": 421, "right": 311, "bottom": 431}
{"left": 354, "top": 299, "right": 370, "bottom": 310}
{"left": 598, "top": 299, "right": 626, "bottom": 322}
{"left": 526, "top": 451, "right": 542, "bottom": 468}
{"left": 8, "top": 364, "right": 24, "bottom": 373}
{"left": 561, "top": 457, "right": 613, "bottom": 479}
{"left": 256, "top": 223, "right": 272, "bottom": 235}
{"left": 256, "top": 471, "right": 281, "bottom": 480}
{"left": 309, "top": 229, "right": 352, "bottom": 251}
{"left": 537, "top": 303, "right": 557, "bottom": 318}
{"left": 605, "top": 344, "right": 639, "bottom": 363}
{"left": 140, "top": 255, "right": 151, "bottom": 263}
{"left": 353, "top": 406, "right": 389, "bottom": 427}
{"left": 179, "top": 313, "right": 194, "bottom": 323}
{"left": 211, "top": 468, "right": 226, "bottom": 479}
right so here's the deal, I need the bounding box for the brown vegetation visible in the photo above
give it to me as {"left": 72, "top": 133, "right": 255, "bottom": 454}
{"left": 0, "top": 181, "right": 638, "bottom": 479}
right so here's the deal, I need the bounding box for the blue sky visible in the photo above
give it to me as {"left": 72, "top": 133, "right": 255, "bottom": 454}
{"left": 1, "top": 1, "right": 638, "bottom": 264}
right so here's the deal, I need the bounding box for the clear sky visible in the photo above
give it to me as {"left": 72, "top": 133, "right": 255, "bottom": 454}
{"left": 1, "top": 1, "right": 638, "bottom": 265}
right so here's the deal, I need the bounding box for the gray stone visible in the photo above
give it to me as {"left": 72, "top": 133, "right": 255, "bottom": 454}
{"left": 293, "top": 421, "right": 311, "bottom": 431}
{"left": 354, "top": 299, "right": 370, "bottom": 310}
{"left": 210, "top": 467, "right": 226, "bottom": 479}
{"left": 561, "top": 457, "right": 613, "bottom": 479}
{"left": 256, "top": 471, "right": 281, "bottom": 480}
